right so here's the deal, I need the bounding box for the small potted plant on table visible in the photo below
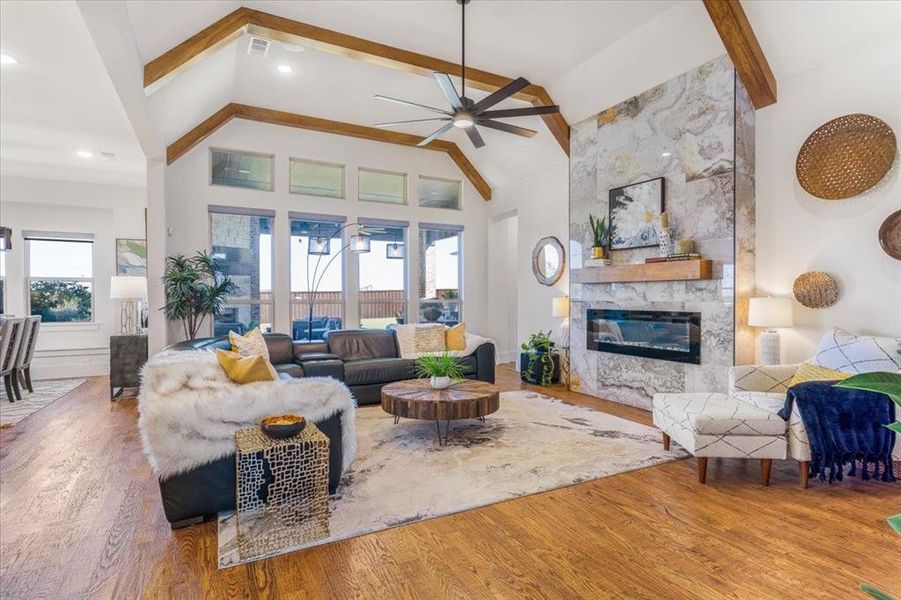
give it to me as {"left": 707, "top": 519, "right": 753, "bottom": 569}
{"left": 520, "top": 331, "right": 560, "bottom": 386}
{"left": 415, "top": 353, "right": 470, "bottom": 389}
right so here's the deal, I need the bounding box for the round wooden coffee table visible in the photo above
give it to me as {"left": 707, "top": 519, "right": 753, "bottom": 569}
{"left": 381, "top": 379, "right": 500, "bottom": 446}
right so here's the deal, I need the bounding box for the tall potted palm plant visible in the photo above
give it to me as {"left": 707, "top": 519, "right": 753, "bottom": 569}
{"left": 161, "top": 251, "right": 236, "bottom": 340}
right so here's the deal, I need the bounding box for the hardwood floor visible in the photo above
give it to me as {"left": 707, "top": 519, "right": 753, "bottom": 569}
{"left": 1, "top": 366, "right": 899, "bottom": 599}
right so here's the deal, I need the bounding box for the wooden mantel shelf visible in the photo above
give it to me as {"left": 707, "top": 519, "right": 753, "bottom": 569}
{"left": 571, "top": 260, "right": 713, "bottom": 284}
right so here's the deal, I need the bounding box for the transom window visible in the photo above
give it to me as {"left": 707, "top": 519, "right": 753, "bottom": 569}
{"left": 25, "top": 233, "right": 94, "bottom": 323}
{"left": 209, "top": 208, "right": 274, "bottom": 335}
{"left": 289, "top": 158, "right": 345, "bottom": 198}
{"left": 418, "top": 176, "right": 461, "bottom": 210}
{"left": 210, "top": 148, "right": 274, "bottom": 191}
{"left": 359, "top": 168, "right": 406, "bottom": 204}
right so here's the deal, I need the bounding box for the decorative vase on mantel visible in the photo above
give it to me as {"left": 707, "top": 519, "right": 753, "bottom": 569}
{"left": 590, "top": 246, "right": 607, "bottom": 260}
{"left": 430, "top": 376, "right": 452, "bottom": 390}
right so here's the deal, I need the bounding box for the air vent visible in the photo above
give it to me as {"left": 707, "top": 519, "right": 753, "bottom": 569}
{"left": 247, "top": 36, "right": 271, "bottom": 57}
{"left": 99, "top": 152, "right": 118, "bottom": 161}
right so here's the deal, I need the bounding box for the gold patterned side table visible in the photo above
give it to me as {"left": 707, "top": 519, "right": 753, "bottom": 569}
{"left": 235, "top": 423, "right": 330, "bottom": 561}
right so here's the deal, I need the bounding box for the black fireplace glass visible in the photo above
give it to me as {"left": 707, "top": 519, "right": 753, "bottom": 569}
{"left": 587, "top": 309, "right": 701, "bottom": 364}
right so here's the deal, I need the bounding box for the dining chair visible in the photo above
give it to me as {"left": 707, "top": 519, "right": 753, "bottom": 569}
{"left": 13, "top": 315, "right": 41, "bottom": 394}
{"left": 0, "top": 318, "right": 26, "bottom": 402}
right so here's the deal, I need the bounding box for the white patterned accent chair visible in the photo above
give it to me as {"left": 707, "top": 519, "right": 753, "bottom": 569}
{"left": 652, "top": 392, "right": 787, "bottom": 485}
{"left": 656, "top": 329, "right": 900, "bottom": 488}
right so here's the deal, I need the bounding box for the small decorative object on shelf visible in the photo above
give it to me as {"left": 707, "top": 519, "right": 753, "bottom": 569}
{"left": 748, "top": 297, "right": 794, "bottom": 365}
{"left": 656, "top": 212, "right": 674, "bottom": 257}
{"left": 675, "top": 239, "right": 695, "bottom": 255}
{"left": 414, "top": 352, "right": 470, "bottom": 389}
{"left": 235, "top": 423, "right": 330, "bottom": 562}
{"left": 645, "top": 253, "right": 701, "bottom": 264}
{"left": 520, "top": 330, "right": 560, "bottom": 386}
{"left": 588, "top": 214, "right": 610, "bottom": 260}
{"left": 878, "top": 209, "right": 901, "bottom": 261}
{"left": 261, "top": 414, "right": 306, "bottom": 439}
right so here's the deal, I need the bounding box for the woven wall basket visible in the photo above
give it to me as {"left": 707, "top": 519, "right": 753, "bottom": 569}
{"left": 796, "top": 113, "right": 897, "bottom": 200}
{"left": 793, "top": 272, "right": 839, "bottom": 309}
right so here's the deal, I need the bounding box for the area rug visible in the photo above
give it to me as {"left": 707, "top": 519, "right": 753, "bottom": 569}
{"left": 0, "top": 378, "right": 86, "bottom": 428}
{"left": 218, "top": 390, "right": 687, "bottom": 568}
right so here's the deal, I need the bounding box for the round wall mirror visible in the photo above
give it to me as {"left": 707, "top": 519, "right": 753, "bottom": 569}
{"left": 532, "top": 236, "right": 565, "bottom": 286}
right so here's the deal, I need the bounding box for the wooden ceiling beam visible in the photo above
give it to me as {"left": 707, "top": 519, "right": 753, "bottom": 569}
{"left": 166, "top": 103, "right": 492, "bottom": 201}
{"left": 144, "top": 7, "right": 569, "bottom": 154}
{"left": 702, "top": 0, "right": 777, "bottom": 109}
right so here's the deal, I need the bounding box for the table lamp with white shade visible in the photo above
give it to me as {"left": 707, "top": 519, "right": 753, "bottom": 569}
{"left": 552, "top": 296, "right": 570, "bottom": 348}
{"left": 110, "top": 276, "right": 147, "bottom": 335}
{"left": 748, "top": 297, "right": 793, "bottom": 365}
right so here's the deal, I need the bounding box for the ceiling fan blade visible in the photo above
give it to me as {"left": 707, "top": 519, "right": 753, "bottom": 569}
{"left": 374, "top": 118, "right": 451, "bottom": 128}
{"left": 416, "top": 122, "right": 455, "bottom": 147}
{"left": 374, "top": 95, "right": 451, "bottom": 116}
{"left": 433, "top": 72, "right": 463, "bottom": 110}
{"left": 464, "top": 125, "right": 485, "bottom": 149}
{"left": 478, "top": 105, "right": 560, "bottom": 119}
{"left": 471, "top": 77, "right": 531, "bottom": 112}
{"left": 477, "top": 119, "right": 538, "bottom": 138}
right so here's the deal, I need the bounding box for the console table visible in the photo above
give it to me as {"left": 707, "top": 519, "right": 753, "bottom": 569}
{"left": 110, "top": 334, "right": 148, "bottom": 400}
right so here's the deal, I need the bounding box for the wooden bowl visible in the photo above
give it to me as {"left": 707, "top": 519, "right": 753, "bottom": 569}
{"left": 261, "top": 415, "right": 306, "bottom": 439}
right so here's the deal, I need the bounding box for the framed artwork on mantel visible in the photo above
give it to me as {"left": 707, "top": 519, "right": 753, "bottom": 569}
{"left": 608, "top": 177, "right": 665, "bottom": 250}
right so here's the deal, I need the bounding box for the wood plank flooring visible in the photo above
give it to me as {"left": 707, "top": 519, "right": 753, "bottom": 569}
{"left": 1, "top": 366, "right": 899, "bottom": 599}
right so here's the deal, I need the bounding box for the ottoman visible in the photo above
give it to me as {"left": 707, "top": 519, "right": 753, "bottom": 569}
{"left": 652, "top": 392, "right": 788, "bottom": 485}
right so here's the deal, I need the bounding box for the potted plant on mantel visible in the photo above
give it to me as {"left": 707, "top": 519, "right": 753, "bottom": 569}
{"left": 588, "top": 214, "right": 610, "bottom": 260}
{"left": 520, "top": 330, "right": 560, "bottom": 387}
{"left": 415, "top": 353, "right": 471, "bottom": 389}
{"left": 161, "top": 251, "right": 237, "bottom": 340}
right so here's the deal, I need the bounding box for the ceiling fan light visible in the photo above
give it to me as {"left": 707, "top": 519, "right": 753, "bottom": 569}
{"left": 453, "top": 113, "right": 475, "bottom": 128}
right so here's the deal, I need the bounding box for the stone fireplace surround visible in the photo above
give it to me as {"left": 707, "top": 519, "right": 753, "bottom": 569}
{"left": 569, "top": 56, "right": 755, "bottom": 410}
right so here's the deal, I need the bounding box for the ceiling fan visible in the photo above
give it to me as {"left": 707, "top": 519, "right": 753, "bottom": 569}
{"left": 373, "top": 0, "right": 560, "bottom": 149}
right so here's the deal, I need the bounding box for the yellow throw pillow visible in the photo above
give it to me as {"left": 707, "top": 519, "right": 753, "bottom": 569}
{"left": 446, "top": 323, "right": 466, "bottom": 351}
{"left": 216, "top": 349, "right": 277, "bottom": 384}
{"left": 229, "top": 327, "right": 270, "bottom": 360}
{"left": 789, "top": 363, "right": 852, "bottom": 388}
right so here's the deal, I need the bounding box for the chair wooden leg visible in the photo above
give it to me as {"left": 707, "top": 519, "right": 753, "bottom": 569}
{"left": 662, "top": 432, "right": 671, "bottom": 451}
{"left": 4, "top": 375, "right": 15, "bottom": 403}
{"left": 24, "top": 367, "right": 34, "bottom": 393}
{"left": 697, "top": 457, "right": 708, "bottom": 484}
{"left": 799, "top": 460, "right": 809, "bottom": 489}
{"left": 761, "top": 459, "right": 773, "bottom": 486}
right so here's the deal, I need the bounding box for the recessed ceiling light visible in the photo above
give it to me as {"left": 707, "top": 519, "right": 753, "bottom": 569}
{"left": 0, "top": 53, "right": 18, "bottom": 66}
{"left": 277, "top": 64, "right": 294, "bottom": 74}
{"left": 661, "top": 152, "right": 672, "bottom": 157}
{"left": 76, "top": 149, "right": 94, "bottom": 159}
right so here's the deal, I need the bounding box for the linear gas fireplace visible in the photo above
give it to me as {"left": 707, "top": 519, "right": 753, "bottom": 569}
{"left": 587, "top": 309, "right": 701, "bottom": 364}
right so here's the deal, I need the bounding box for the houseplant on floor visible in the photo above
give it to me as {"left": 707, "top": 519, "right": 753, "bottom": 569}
{"left": 588, "top": 214, "right": 610, "bottom": 260}
{"left": 520, "top": 330, "right": 560, "bottom": 386}
{"left": 162, "top": 251, "right": 236, "bottom": 340}
{"left": 415, "top": 353, "right": 470, "bottom": 389}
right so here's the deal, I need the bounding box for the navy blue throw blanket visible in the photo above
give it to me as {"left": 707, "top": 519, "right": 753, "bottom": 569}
{"left": 779, "top": 380, "right": 896, "bottom": 483}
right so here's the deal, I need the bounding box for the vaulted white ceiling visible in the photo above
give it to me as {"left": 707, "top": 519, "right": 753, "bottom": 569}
{"left": 1, "top": 1, "right": 898, "bottom": 191}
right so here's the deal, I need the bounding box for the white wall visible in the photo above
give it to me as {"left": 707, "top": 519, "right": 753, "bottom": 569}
{"left": 0, "top": 176, "right": 146, "bottom": 378}
{"left": 487, "top": 212, "right": 518, "bottom": 362}
{"left": 163, "top": 119, "right": 490, "bottom": 343}
{"left": 487, "top": 163, "right": 569, "bottom": 358}
{"left": 756, "top": 34, "right": 901, "bottom": 364}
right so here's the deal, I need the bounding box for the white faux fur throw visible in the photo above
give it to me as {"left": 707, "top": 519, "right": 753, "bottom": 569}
{"left": 138, "top": 350, "right": 357, "bottom": 479}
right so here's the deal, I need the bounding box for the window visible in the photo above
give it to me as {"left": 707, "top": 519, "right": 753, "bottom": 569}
{"left": 290, "top": 215, "right": 345, "bottom": 341}
{"left": 359, "top": 168, "right": 406, "bottom": 204}
{"left": 289, "top": 158, "right": 345, "bottom": 198}
{"left": 418, "top": 176, "right": 461, "bottom": 210}
{"left": 25, "top": 233, "right": 94, "bottom": 323}
{"left": 358, "top": 220, "right": 408, "bottom": 329}
{"left": 418, "top": 224, "right": 462, "bottom": 325}
{"left": 209, "top": 208, "right": 274, "bottom": 336}
{"left": 210, "top": 149, "right": 274, "bottom": 191}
